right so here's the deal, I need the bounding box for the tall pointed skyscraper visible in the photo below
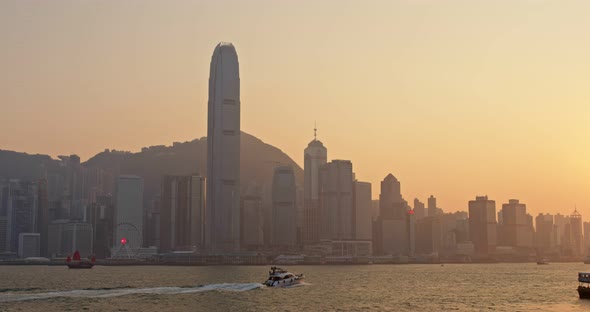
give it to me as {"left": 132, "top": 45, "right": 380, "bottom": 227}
{"left": 206, "top": 42, "right": 241, "bottom": 253}
{"left": 302, "top": 126, "right": 327, "bottom": 243}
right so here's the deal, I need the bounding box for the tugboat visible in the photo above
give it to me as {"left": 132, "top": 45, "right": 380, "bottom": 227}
{"left": 66, "top": 250, "right": 95, "bottom": 269}
{"left": 264, "top": 267, "right": 304, "bottom": 287}
{"left": 578, "top": 272, "right": 590, "bottom": 299}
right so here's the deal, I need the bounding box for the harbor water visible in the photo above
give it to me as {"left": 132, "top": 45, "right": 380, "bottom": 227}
{"left": 1, "top": 263, "right": 589, "bottom": 311}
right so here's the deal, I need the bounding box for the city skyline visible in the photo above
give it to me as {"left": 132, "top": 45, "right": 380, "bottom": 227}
{"left": 0, "top": 1, "right": 588, "bottom": 217}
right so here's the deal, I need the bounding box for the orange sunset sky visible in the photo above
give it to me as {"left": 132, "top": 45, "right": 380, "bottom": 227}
{"left": 0, "top": 1, "right": 588, "bottom": 217}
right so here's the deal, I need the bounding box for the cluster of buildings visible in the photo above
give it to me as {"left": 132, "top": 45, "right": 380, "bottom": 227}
{"left": 0, "top": 42, "right": 586, "bottom": 264}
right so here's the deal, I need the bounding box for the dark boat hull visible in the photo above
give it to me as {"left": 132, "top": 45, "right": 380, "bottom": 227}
{"left": 578, "top": 286, "right": 590, "bottom": 299}
{"left": 67, "top": 262, "right": 94, "bottom": 269}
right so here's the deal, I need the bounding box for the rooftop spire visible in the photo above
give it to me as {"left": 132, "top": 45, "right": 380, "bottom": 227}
{"left": 314, "top": 121, "right": 317, "bottom": 141}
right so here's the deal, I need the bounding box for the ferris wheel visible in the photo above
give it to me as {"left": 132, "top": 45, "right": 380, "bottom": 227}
{"left": 111, "top": 222, "right": 142, "bottom": 259}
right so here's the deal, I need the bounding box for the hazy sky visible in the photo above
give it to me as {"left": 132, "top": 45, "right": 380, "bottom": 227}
{"left": 1, "top": 0, "right": 588, "bottom": 216}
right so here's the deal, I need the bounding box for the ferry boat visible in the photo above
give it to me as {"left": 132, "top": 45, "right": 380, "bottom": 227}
{"left": 264, "top": 267, "right": 304, "bottom": 287}
{"left": 66, "top": 250, "right": 95, "bottom": 269}
{"left": 578, "top": 272, "right": 590, "bottom": 299}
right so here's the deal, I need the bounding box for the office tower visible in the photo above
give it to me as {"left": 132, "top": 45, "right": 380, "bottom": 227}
{"left": 554, "top": 213, "right": 568, "bottom": 248}
{"left": 375, "top": 174, "right": 411, "bottom": 256}
{"left": 536, "top": 213, "right": 555, "bottom": 254}
{"left": 499, "top": 199, "right": 533, "bottom": 249}
{"left": 89, "top": 194, "right": 114, "bottom": 259}
{"left": 413, "top": 198, "right": 425, "bottom": 220}
{"left": 1, "top": 180, "right": 39, "bottom": 254}
{"left": 570, "top": 209, "right": 583, "bottom": 257}
{"left": 303, "top": 127, "right": 327, "bottom": 243}
{"left": 415, "top": 215, "right": 443, "bottom": 255}
{"left": 37, "top": 179, "right": 49, "bottom": 256}
{"left": 160, "top": 175, "right": 206, "bottom": 252}
{"left": 272, "top": 166, "right": 297, "bottom": 248}
{"left": 0, "top": 216, "right": 7, "bottom": 253}
{"left": 240, "top": 195, "right": 264, "bottom": 250}
{"left": 319, "top": 160, "right": 354, "bottom": 240}
{"left": 371, "top": 200, "right": 380, "bottom": 220}
{"left": 379, "top": 174, "right": 403, "bottom": 219}
{"left": 57, "top": 155, "right": 87, "bottom": 220}
{"left": 428, "top": 195, "right": 438, "bottom": 217}
{"left": 584, "top": 222, "right": 590, "bottom": 256}
{"left": 468, "top": 196, "right": 497, "bottom": 257}
{"left": 18, "top": 233, "right": 40, "bottom": 258}
{"left": 353, "top": 181, "right": 372, "bottom": 240}
{"left": 206, "top": 42, "right": 241, "bottom": 253}
{"left": 47, "top": 221, "right": 92, "bottom": 257}
{"left": 115, "top": 175, "right": 144, "bottom": 250}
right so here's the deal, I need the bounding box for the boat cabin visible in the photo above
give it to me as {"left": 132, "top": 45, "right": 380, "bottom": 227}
{"left": 579, "top": 273, "right": 590, "bottom": 286}
{"left": 578, "top": 272, "right": 590, "bottom": 299}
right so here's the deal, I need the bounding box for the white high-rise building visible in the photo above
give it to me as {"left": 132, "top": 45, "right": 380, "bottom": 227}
{"left": 115, "top": 175, "right": 144, "bottom": 250}
{"left": 272, "top": 166, "right": 297, "bottom": 248}
{"left": 206, "top": 42, "right": 241, "bottom": 253}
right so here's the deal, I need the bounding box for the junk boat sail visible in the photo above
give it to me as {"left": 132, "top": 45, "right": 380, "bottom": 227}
{"left": 264, "top": 267, "right": 304, "bottom": 287}
{"left": 66, "top": 250, "right": 95, "bottom": 269}
{"left": 578, "top": 272, "right": 590, "bottom": 299}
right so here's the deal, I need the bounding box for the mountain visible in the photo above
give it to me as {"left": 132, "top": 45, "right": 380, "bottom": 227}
{"left": 84, "top": 131, "right": 303, "bottom": 201}
{"left": 0, "top": 132, "right": 303, "bottom": 203}
{"left": 0, "top": 150, "right": 59, "bottom": 180}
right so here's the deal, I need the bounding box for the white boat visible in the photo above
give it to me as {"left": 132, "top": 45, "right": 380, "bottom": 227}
{"left": 264, "top": 267, "right": 304, "bottom": 287}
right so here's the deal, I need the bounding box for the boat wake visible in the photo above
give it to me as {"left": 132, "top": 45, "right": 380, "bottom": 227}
{"left": 0, "top": 283, "right": 264, "bottom": 303}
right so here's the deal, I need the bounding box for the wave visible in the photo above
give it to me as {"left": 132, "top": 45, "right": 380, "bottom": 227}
{"left": 0, "top": 283, "right": 265, "bottom": 303}
{"left": 0, "top": 288, "right": 41, "bottom": 293}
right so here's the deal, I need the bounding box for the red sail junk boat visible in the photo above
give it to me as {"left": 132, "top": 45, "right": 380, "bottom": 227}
{"left": 66, "top": 250, "right": 96, "bottom": 269}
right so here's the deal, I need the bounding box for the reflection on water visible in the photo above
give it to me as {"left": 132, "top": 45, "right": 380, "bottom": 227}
{"left": 0, "top": 263, "right": 590, "bottom": 311}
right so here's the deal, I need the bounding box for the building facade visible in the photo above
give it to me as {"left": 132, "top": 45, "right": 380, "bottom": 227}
{"left": 272, "top": 166, "right": 297, "bottom": 248}
{"left": 160, "top": 175, "right": 206, "bottom": 252}
{"left": 468, "top": 196, "right": 497, "bottom": 257}
{"left": 206, "top": 42, "right": 241, "bottom": 253}
{"left": 302, "top": 132, "right": 327, "bottom": 244}
{"left": 115, "top": 175, "right": 144, "bottom": 250}
{"left": 319, "top": 160, "right": 354, "bottom": 240}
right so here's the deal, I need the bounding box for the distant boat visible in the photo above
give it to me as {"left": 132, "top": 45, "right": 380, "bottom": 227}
{"left": 66, "top": 250, "right": 95, "bottom": 269}
{"left": 537, "top": 260, "right": 549, "bottom": 265}
{"left": 579, "top": 272, "right": 590, "bottom": 299}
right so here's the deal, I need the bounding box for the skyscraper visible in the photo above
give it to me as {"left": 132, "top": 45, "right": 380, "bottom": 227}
{"left": 1, "top": 180, "right": 39, "bottom": 254}
{"left": 353, "top": 181, "right": 372, "bottom": 241}
{"left": 115, "top": 175, "right": 144, "bottom": 250}
{"left": 240, "top": 195, "right": 264, "bottom": 250}
{"left": 535, "top": 213, "right": 555, "bottom": 254}
{"left": 468, "top": 195, "right": 497, "bottom": 257}
{"left": 379, "top": 174, "right": 404, "bottom": 219}
{"left": 271, "top": 166, "right": 297, "bottom": 248}
{"left": 413, "top": 198, "right": 425, "bottom": 220}
{"left": 376, "top": 174, "right": 411, "bottom": 256}
{"left": 160, "top": 175, "right": 206, "bottom": 252}
{"left": 570, "top": 209, "right": 583, "bottom": 258}
{"left": 319, "top": 160, "right": 354, "bottom": 240}
{"left": 428, "top": 195, "right": 438, "bottom": 217}
{"left": 302, "top": 127, "right": 327, "bottom": 243}
{"left": 206, "top": 42, "right": 241, "bottom": 253}
{"left": 499, "top": 199, "right": 533, "bottom": 249}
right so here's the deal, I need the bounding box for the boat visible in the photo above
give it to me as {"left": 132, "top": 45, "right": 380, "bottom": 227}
{"left": 578, "top": 272, "right": 590, "bottom": 299}
{"left": 536, "top": 260, "right": 549, "bottom": 265}
{"left": 264, "top": 267, "right": 304, "bottom": 287}
{"left": 66, "top": 250, "right": 95, "bottom": 269}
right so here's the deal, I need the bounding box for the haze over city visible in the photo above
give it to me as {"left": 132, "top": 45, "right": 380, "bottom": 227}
{"left": 1, "top": 0, "right": 588, "bottom": 216}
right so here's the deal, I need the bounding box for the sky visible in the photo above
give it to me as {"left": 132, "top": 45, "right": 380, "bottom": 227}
{"left": 0, "top": 0, "right": 588, "bottom": 217}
